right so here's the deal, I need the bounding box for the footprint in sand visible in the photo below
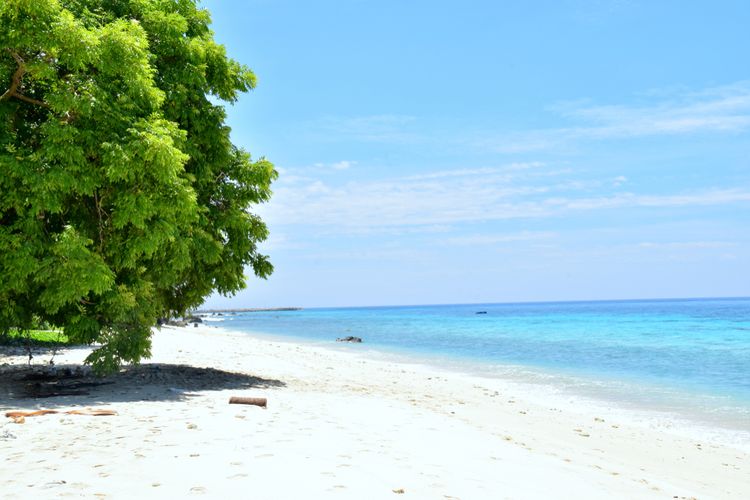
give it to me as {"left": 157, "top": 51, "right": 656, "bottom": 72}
{"left": 227, "top": 473, "right": 248, "bottom": 479}
{"left": 42, "top": 480, "right": 67, "bottom": 489}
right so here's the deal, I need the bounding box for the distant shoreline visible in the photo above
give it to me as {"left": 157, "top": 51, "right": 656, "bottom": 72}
{"left": 195, "top": 307, "right": 303, "bottom": 313}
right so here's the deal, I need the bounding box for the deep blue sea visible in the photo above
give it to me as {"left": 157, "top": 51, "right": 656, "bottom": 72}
{"left": 210, "top": 297, "right": 750, "bottom": 430}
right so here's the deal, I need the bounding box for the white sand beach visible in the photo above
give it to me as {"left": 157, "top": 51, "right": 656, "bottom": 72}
{"left": 1, "top": 324, "right": 748, "bottom": 499}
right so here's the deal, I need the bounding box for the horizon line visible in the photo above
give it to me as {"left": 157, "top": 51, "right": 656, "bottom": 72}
{"left": 207, "top": 295, "right": 749, "bottom": 312}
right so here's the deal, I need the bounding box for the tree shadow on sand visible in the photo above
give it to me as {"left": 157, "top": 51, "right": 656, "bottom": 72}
{"left": 0, "top": 363, "right": 286, "bottom": 410}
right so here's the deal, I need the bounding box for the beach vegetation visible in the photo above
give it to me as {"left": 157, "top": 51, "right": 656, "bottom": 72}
{"left": 1, "top": 328, "right": 72, "bottom": 347}
{"left": 0, "top": 0, "right": 275, "bottom": 373}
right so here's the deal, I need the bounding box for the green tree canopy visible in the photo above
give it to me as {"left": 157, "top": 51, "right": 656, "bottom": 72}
{"left": 0, "top": 0, "right": 276, "bottom": 373}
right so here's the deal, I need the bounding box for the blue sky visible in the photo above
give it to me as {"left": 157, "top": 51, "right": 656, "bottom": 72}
{"left": 202, "top": 0, "right": 750, "bottom": 308}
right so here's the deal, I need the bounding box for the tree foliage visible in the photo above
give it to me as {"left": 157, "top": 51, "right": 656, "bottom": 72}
{"left": 0, "top": 0, "right": 276, "bottom": 373}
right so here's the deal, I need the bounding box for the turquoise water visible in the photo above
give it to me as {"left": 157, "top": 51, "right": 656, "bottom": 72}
{"left": 212, "top": 298, "right": 750, "bottom": 428}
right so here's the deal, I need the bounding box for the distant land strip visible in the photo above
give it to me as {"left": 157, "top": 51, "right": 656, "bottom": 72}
{"left": 195, "top": 307, "right": 303, "bottom": 313}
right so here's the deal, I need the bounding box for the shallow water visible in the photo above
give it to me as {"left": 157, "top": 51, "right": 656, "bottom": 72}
{"left": 211, "top": 297, "right": 750, "bottom": 431}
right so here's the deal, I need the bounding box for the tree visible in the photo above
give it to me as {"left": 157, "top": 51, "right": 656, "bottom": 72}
{"left": 0, "top": 0, "right": 276, "bottom": 373}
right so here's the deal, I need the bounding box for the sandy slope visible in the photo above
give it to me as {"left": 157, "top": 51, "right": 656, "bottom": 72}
{"left": 1, "top": 324, "right": 747, "bottom": 499}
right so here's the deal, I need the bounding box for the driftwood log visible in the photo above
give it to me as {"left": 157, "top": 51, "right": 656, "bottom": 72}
{"left": 5, "top": 409, "right": 117, "bottom": 418}
{"left": 228, "top": 396, "right": 267, "bottom": 408}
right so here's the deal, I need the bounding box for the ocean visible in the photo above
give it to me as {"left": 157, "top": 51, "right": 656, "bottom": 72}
{"left": 208, "top": 297, "right": 750, "bottom": 433}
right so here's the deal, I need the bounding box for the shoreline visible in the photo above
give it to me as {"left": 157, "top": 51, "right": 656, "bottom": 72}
{"left": 2, "top": 324, "right": 748, "bottom": 498}
{"left": 210, "top": 320, "right": 750, "bottom": 445}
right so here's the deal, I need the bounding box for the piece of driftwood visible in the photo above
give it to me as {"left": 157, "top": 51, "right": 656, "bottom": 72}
{"left": 5, "top": 409, "right": 58, "bottom": 418}
{"left": 228, "top": 396, "right": 267, "bottom": 408}
{"left": 5, "top": 409, "right": 117, "bottom": 419}
{"left": 65, "top": 409, "right": 117, "bottom": 416}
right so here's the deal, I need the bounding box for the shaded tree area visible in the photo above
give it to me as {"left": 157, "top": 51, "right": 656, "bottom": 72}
{"left": 0, "top": 0, "right": 276, "bottom": 373}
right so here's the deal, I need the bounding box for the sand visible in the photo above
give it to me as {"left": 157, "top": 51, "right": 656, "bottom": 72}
{"left": 1, "top": 324, "right": 748, "bottom": 499}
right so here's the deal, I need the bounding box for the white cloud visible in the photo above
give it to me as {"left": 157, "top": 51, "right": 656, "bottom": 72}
{"left": 331, "top": 160, "right": 355, "bottom": 170}
{"left": 258, "top": 233, "right": 309, "bottom": 252}
{"left": 612, "top": 175, "right": 627, "bottom": 187}
{"left": 312, "top": 160, "right": 357, "bottom": 171}
{"left": 256, "top": 161, "right": 750, "bottom": 231}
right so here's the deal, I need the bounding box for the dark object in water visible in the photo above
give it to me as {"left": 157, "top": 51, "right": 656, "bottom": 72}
{"left": 336, "top": 336, "right": 363, "bottom": 343}
{"left": 475, "top": 311, "right": 488, "bottom": 315}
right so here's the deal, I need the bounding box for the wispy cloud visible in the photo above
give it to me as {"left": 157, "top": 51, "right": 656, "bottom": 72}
{"left": 556, "top": 189, "right": 750, "bottom": 211}
{"left": 612, "top": 175, "right": 627, "bottom": 187}
{"left": 402, "top": 162, "right": 545, "bottom": 181}
{"left": 295, "top": 246, "right": 428, "bottom": 262}
{"left": 331, "top": 160, "right": 355, "bottom": 170}
{"left": 311, "top": 114, "right": 421, "bottom": 143}
{"left": 257, "top": 233, "right": 310, "bottom": 252}
{"left": 478, "top": 81, "right": 750, "bottom": 153}
{"left": 443, "top": 231, "right": 558, "bottom": 246}
{"left": 312, "top": 160, "right": 357, "bottom": 171}
{"left": 637, "top": 241, "right": 736, "bottom": 250}
{"left": 304, "top": 82, "right": 750, "bottom": 153}
{"left": 257, "top": 81, "right": 750, "bottom": 245}
{"left": 258, "top": 162, "right": 750, "bottom": 231}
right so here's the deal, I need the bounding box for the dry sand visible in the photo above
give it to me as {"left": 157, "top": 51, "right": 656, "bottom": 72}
{"left": 1, "top": 324, "right": 748, "bottom": 499}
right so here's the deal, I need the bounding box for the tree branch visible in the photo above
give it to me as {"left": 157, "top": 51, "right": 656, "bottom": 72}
{"left": 0, "top": 50, "right": 25, "bottom": 101}
{"left": 94, "top": 190, "right": 106, "bottom": 252}
{"left": 0, "top": 49, "right": 50, "bottom": 108}
{"left": 13, "top": 92, "right": 49, "bottom": 107}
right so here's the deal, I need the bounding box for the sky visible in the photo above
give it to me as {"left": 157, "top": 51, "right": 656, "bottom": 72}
{"left": 201, "top": 0, "right": 750, "bottom": 309}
